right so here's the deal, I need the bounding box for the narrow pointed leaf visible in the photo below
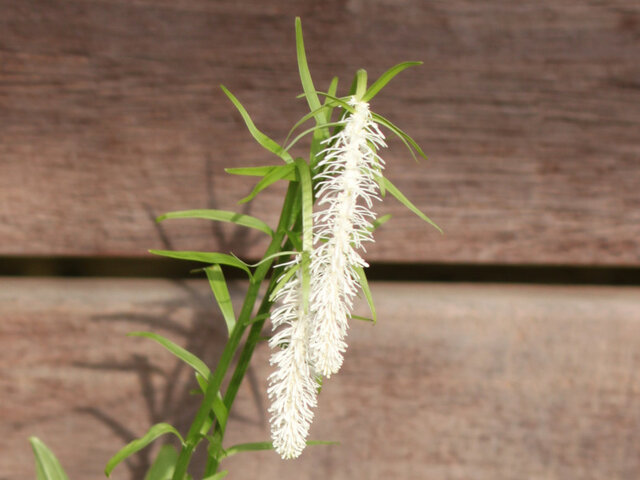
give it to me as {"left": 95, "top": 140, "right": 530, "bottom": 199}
{"left": 370, "top": 213, "right": 392, "bottom": 232}
{"left": 378, "top": 177, "right": 442, "bottom": 232}
{"left": 194, "top": 373, "right": 229, "bottom": 432}
{"left": 294, "top": 158, "right": 313, "bottom": 313}
{"left": 363, "top": 61, "right": 423, "bottom": 102}
{"left": 354, "top": 68, "right": 368, "bottom": 100}
{"left": 220, "top": 85, "right": 293, "bottom": 163}
{"left": 247, "top": 312, "right": 270, "bottom": 325}
{"left": 129, "top": 332, "right": 211, "bottom": 379}
{"left": 105, "top": 423, "right": 185, "bottom": 477}
{"left": 144, "top": 444, "right": 179, "bottom": 480}
{"left": 284, "top": 229, "right": 303, "bottom": 251}
{"left": 204, "top": 265, "right": 236, "bottom": 336}
{"left": 354, "top": 265, "right": 377, "bottom": 324}
{"left": 350, "top": 314, "right": 375, "bottom": 323}
{"left": 239, "top": 164, "right": 296, "bottom": 204}
{"left": 221, "top": 440, "right": 337, "bottom": 459}
{"left": 284, "top": 101, "right": 338, "bottom": 147}
{"left": 285, "top": 121, "right": 343, "bottom": 152}
{"left": 268, "top": 261, "right": 300, "bottom": 302}
{"left": 157, "top": 210, "right": 273, "bottom": 237}
{"left": 149, "top": 250, "right": 253, "bottom": 279}
{"left": 29, "top": 437, "right": 70, "bottom": 480}
{"left": 325, "top": 76, "right": 339, "bottom": 119}
{"left": 372, "top": 112, "right": 427, "bottom": 161}
{"left": 210, "top": 396, "right": 228, "bottom": 432}
{"left": 295, "top": 17, "right": 324, "bottom": 125}
{"left": 225, "top": 165, "right": 297, "bottom": 180}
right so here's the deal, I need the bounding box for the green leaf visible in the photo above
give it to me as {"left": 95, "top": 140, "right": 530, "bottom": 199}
{"left": 284, "top": 121, "right": 343, "bottom": 152}
{"left": 149, "top": 250, "right": 253, "bottom": 279}
{"left": 144, "top": 444, "right": 179, "bottom": 480}
{"left": 372, "top": 112, "right": 427, "bottom": 161}
{"left": 225, "top": 165, "right": 297, "bottom": 180}
{"left": 283, "top": 84, "right": 341, "bottom": 149}
{"left": 370, "top": 214, "right": 392, "bottom": 232}
{"left": 204, "top": 265, "right": 236, "bottom": 336}
{"left": 354, "top": 68, "right": 368, "bottom": 100}
{"left": 220, "top": 85, "right": 293, "bottom": 164}
{"left": 294, "top": 158, "right": 313, "bottom": 314}
{"left": 221, "top": 440, "right": 337, "bottom": 459}
{"left": 247, "top": 312, "right": 270, "bottom": 325}
{"left": 350, "top": 314, "right": 375, "bottom": 323}
{"left": 378, "top": 177, "right": 442, "bottom": 233}
{"left": 268, "top": 261, "right": 300, "bottom": 302}
{"left": 194, "top": 373, "right": 229, "bottom": 432}
{"left": 295, "top": 17, "right": 324, "bottom": 126}
{"left": 325, "top": 76, "right": 339, "bottom": 119}
{"left": 354, "top": 265, "right": 377, "bottom": 324}
{"left": 284, "top": 229, "right": 303, "bottom": 252}
{"left": 129, "top": 332, "right": 211, "bottom": 379}
{"left": 238, "top": 164, "right": 296, "bottom": 204}
{"left": 105, "top": 423, "right": 185, "bottom": 477}
{"left": 363, "top": 61, "right": 423, "bottom": 102}
{"left": 29, "top": 437, "right": 70, "bottom": 480}
{"left": 157, "top": 209, "right": 273, "bottom": 237}
{"left": 294, "top": 159, "right": 313, "bottom": 255}
{"left": 312, "top": 92, "right": 352, "bottom": 112}
{"left": 203, "top": 472, "right": 228, "bottom": 480}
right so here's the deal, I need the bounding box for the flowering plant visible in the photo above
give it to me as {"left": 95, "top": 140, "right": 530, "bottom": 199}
{"left": 30, "top": 17, "right": 439, "bottom": 480}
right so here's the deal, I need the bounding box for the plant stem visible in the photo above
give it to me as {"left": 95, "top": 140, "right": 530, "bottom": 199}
{"left": 172, "top": 182, "right": 300, "bottom": 480}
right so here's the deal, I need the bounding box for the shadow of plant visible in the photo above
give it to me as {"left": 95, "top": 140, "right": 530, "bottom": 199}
{"left": 74, "top": 165, "right": 271, "bottom": 478}
{"left": 79, "top": 279, "right": 267, "bottom": 479}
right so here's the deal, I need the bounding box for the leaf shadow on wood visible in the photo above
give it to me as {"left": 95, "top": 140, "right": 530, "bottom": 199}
{"left": 74, "top": 153, "right": 273, "bottom": 478}
{"left": 77, "top": 279, "right": 267, "bottom": 479}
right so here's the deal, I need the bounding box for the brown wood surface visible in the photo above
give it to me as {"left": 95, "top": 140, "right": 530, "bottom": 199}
{"left": 2, "top": 278, "right": 640, "bottom": 479}
{"left": 1, "top": 1, "right": 639, "bottom": 264}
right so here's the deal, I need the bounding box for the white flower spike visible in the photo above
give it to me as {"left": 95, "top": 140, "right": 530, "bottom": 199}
{"left": 309, "top": 96, "right": 387, "bottom": 377}
{"left": 267, "top": 258, "right": 318, "bottom": 459}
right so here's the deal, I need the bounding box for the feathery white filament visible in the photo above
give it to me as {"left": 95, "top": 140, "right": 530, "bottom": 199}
{"left": 267, "top": 259, "right": 318, "bottom": 459}
{"left": 309, "top": 97, "right": 386, "bottom": 377}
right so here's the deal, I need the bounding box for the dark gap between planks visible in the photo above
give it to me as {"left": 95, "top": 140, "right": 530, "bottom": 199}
{"left": 1, "top": 257, "right": 639, "bottom": 286}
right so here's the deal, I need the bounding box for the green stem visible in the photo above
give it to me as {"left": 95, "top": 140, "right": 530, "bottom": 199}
{"left": 203, "top": 191, "right": 301, "bottom": 477}
{"left": 171, "top": 182, "right": 300, "bottom": 480}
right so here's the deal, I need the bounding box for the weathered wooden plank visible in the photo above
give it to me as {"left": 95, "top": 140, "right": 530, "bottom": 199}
{"left": 0, "top": 1, "right": 639, "bottom": 264}
{"left": 2, "top": 279, "right": 640, "bottom": 479}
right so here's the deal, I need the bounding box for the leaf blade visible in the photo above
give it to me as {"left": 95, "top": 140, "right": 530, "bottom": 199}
{"left": 372, "top": 112, "right": 427, "bottom": 161}
{"left": 220, "top": 85, "right": 293, "bottom": 163}
{"left": 144, "top": 444, "right": 179, "bottom": 480}
{"left": 105, "top": 423, "right": 185, "bottom": 477}
{"left": 354, "top": 265, "right": 377, "bottom": 324}
{"left": 295, "top": 17, "right": 324, "bottom": 125}
{"left": 29, "top": 437, "right": 70, "bottom": 480}
{"left": 128, "top": 331, "right": 211, "bottom": 379}
{"left": 379, "top": 177, "right": 442, "bottom": 232}
{"left": 149, "top": 250, "right": 253, "bottom": 279}
{"left": 204, "top": 265, "right": 236, "bottom": 336}
{"left": 238, "top": 164, "right": 296, "bottom": 204}
{"left": 221, "top": 440, "right": 337, "bottom": 459}
{"left": 363, "top": 61, "right": 423, "bottom": 102}
{"left": 157, "top": 209, "right": 273, "bottom": 237}
{"left": 225, "top": 165, "right": 297, "bottom": 180}
{"left": 294, "top": 158, "right": 313, "bottom": 313}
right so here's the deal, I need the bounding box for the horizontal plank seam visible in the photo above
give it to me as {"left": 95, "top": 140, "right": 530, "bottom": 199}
{"left": 1, "top": 257, "right": 639, "bottom": 285}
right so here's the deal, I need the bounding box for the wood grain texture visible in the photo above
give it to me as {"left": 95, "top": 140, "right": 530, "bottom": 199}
{"left": 2, "top": 278, "right": 640, "bottom": 479}
{"left": 0, "top": 1, "right": 639, "bottom": 265}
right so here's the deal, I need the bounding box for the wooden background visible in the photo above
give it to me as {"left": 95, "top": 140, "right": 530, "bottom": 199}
{"left": 1, "top": 1, "right": 639, "bottom": 479}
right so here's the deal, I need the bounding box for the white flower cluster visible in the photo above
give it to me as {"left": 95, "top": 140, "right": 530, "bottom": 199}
{"left": 268, "top": 97, "right": 386, "bottom": 459}
{"left": 267, "top": 259, "right": 318, "bottom": 459}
